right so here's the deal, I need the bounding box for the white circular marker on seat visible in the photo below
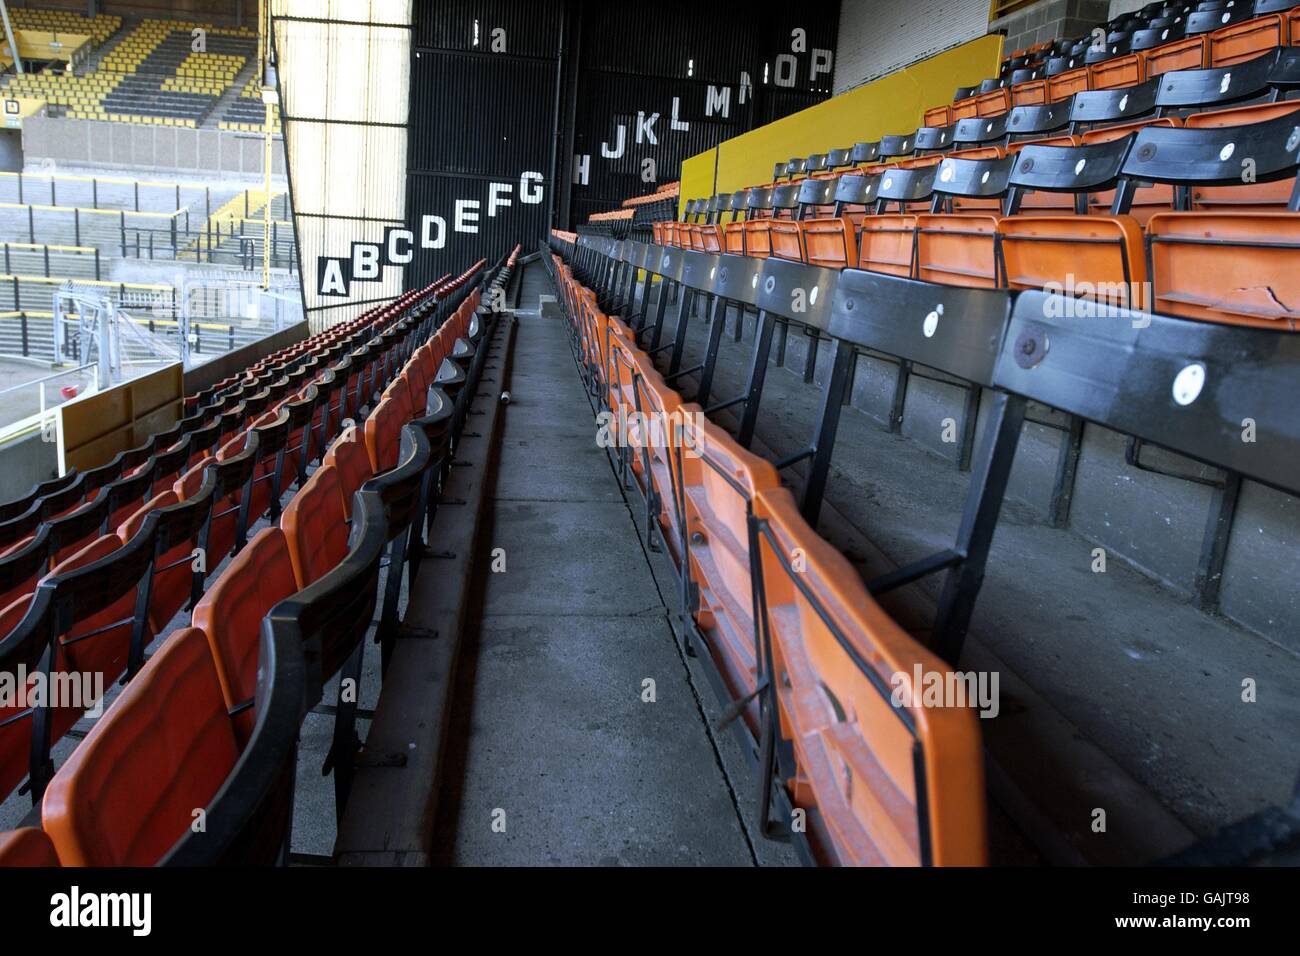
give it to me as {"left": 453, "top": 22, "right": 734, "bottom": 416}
{"left": 1172, "top": 363, "right": 1206, "bottom": 406}
{"left": 1219, "top": 143, "right": 1235, "bottom": 161}
{"left": 923, "top": 310, "right": 939, "bottom": 337}
{"left": 1075, "top": 159, "right": 1086, "bottom": 175}
{"left": 940, "top": 163, "right": 955, "bottom": 182}
{"left": 981, "top": 170, "right": 990, "bottom": 184}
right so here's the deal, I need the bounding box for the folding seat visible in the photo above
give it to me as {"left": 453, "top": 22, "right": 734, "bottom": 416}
{"left": 676, "top": 410, "right": 781, "bottom": 734}
{"left": 0, "top": 471, "right": 79, "bottom": 524}
{"left": 803, "top": 153, "right": 831, "bottom": 179}
{"left": 974, "top": 82, "right": 1012, "bottom": 116}
{"left": 0, "top": 526, "right": 50, "bottom": 632}
{"left": 1145, "top": 12, "right": 1213, "bottom": 73}
{"left": 770, "top": 178, "right": 830, "bottom": 263}
{"left": 146, "top": 432, "right": 193, "bottom": 501}
{"left": 78, "top": 447, "right": 142, "bottom": 504}
{"left": 1010, "top": 71, "right": 1049, "bottom": 107}
{"left": 244, "top": 407, "right": 291, "bottom": 523}
{"left": 785, "top": 173, "right": 872, "bottom": 270}
{"left": 914, "top": 122, "right": 957, "bottom": 155}
{"left": 847, "top": 139, "right": 882, "bottom": 173}
{"left": 38, "top": 474, "right": 89, "bottom": 523}
{"left": 750, "top": 485, "right": 986, "bottom": 866}
{"left": 365, "top": 391, "right": 410, "bottom": 476}
{"left": 191, "top": 529, "right": 298, "bottom": 746}
{"left": 626, "top": 351, "right": 687, "bottom": 560}
{"left": 879, "top": 130, "right": 919, "bottom": 163}
{"left": 1090, "top": 35, "right": 1148, "bottom": 89}
{"left": 174, "top": 431, "right": 256, "bottom": 561}
{"left": 0, "top": 828, "right": 60, "bottom": 866}
{"left": 280, "top": 465, "right": 351, "bottom": 591}
{"left": 40, "top": 627, "right": 240, "bottom": 866}
{"left": 950, "top": 113, "right": 1010, "bottom": 158}
{"left": 276, "top": 382, "right": 321, "bottom": 494}
{"left": 1046, "top": 56, "right": 1090, "bottom": 101}
{"left": 1058, "top": 82, "right": 1181, "bottom": 222}
{"left": 1155, "top": 49, "right": 1279, "bottom": 117}
{"left": 683, "top": 197, "right": 715, "bottom": 250}
{"left": 322, "top": 430, "right": 375, "bottom": 521}
{"left": 923, "top": 104, "right": 952, "bottom": 127}
{"left": 740, "top": 186, "right": 787, "bottom": 260}
{"left": 1181, "top": 97, "right": 1300, "bottom": 209}
{"left": 998, "top": 135, "right": 1147, "bottom": 307}
{"left": 915, "top": 155, "right": 1016, "bottom": 287}
{"left": 856, "top": 166, "right": 938, "bottom": 276}
{"left": 1209, "top": 4, "right": 1287, "bottom": 65}
{"left": 45, "top": 486, "right": 111, "bottom": 567}
{"left": 0, "top": 521, "right": 156, "bottom": 803}
{"left": 1120, "top": 111, "right": 1300, "bottom": 328}
{"left": 116, "top": 472, "right": 216, "bottom": 631}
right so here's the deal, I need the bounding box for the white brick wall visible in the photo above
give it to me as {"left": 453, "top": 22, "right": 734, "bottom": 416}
{"left": 833, "top": 0, "right": 991, "bottom": 94}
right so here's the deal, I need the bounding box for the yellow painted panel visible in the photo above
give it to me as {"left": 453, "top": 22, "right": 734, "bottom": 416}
{"left": 130, "top": 364, "right": 184, "bottom": 423}
{"left": 57, "top": 363, "right": 182, "bottom": 474}
{"left": 679, "top": 34, "right": 1004, "bottom": 215}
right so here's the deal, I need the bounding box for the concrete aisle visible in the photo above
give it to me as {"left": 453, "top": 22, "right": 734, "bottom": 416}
{"left": 431, "top": 263, "right": 758, "bottom": 866}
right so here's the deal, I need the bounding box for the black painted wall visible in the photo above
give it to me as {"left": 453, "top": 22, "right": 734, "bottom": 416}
{"left": 404, "top": 0, "right": 839, "bottom": 284}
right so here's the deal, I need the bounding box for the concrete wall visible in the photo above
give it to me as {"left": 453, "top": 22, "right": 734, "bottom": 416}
{"left": 834, "top": 0, "right": 991, "bottom": 93}
{"left": 0, "top": 429, "right": 59, "bottom": 503}
{"left": 21, "top": 115, "right": 286, "bottom": 179}
{"left": 742, "top": 311, "right": 1300, "bottom": 654}
{"left": 992, "top": 0, "right": 1113, "bottom": 55}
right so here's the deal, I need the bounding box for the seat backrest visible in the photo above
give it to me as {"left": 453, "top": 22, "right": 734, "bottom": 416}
{"left": 322, "top": 430, "right": 375, "bottom": 521}
{"left": 678, "top": 407, "right": 780, "bottom": 729}
{"left": 280, "top": 463, "right": 350, "bottom": 588}
{"left": 41, "top": 627, "right": 239, "bottom": 867}
{"left": 0, "top": 827, "right": 60, "bottom": 866}
{"left": 1006, "top": 134, "right": 1135, "bottom": 211}
{"left": 1118, "top": 108, "right": 1300, "bottom": 200}
{"left": 1154, "top": 49, "right": 1278, "bottom": 111}
{"left": 191, "top": 527, "right": 299, "bottom": 745}
{"left": 751, "top": 486, "right": 987, "bottom": 867}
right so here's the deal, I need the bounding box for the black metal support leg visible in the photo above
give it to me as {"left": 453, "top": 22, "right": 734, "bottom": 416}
{"left": 932, "top": 390, "right": 1028, "bottom": 664}
{"left": 800, "top": 340, "right": 855, "bottom": 527}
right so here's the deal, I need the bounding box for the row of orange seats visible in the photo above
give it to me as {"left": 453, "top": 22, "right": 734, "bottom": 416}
{"left": 658, "top": 104, "right": 1300, "bottom": 331}
{"left": 0, "top": 247, "right": 520, "bottom": 866}
{"left": 0, "top": 260, "right": 493, "bottom": 864}
{"left": 549, "top": 246, "right": 986, "bottom": 866}
{"left": 937, "top": 2, "right": 1300, "bottom": 121}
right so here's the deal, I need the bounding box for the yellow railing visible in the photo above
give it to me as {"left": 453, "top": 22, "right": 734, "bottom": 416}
{"left": 0, "top": 201, "right": 185, "bottom": 219}
{"left": 0, "top": 273, "right": 173, "bottom": 292}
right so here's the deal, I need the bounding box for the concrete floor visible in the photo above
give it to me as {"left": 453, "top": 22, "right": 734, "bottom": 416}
{"left": 429, "top": 264, "right": 784, "bottom": 866}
